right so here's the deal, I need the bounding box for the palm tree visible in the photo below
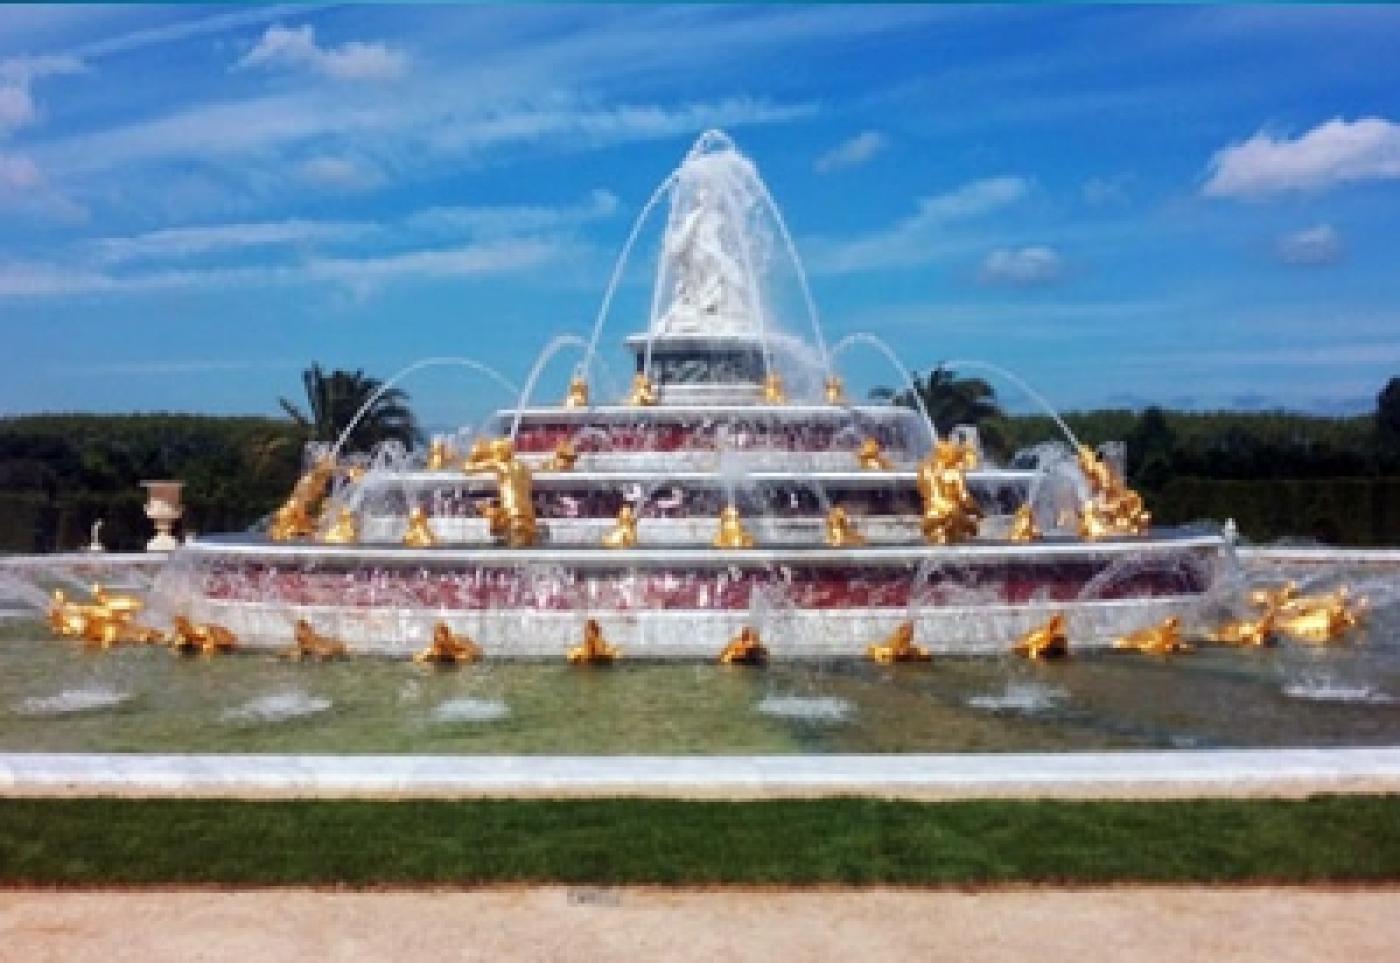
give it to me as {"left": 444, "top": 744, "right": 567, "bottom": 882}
{"left": 870, "top": 365, "right": 1005, "bottom": 454}
{"left": 279, "top": 364, "right": 420, "bottom": 453}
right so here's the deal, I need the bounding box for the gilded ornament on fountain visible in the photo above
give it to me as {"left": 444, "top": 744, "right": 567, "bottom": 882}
{"left": 867, "top": 620, "right": 930, "bottom": 663}
{"left": 718, "top": 626, "right": 768, "bottom": 665}
{"left": 856, "top": 437, "right": 893, "bottom": 471}
{"left": 916, "top": 439, "right": 982, "bottom": 545}
{"left": 824, "top": 373, "right": 846, "bottom": 405}
{"left": 762, "top": 371, "right": 786, "bottom": 404}
{"left": 1009, "top": 504, "right": 1041, "bottom": 543}
{"left": 413, "top": 622, "right": 482, "bottom": 665}
{"left": 542, "top": 438, "right": 578, "bottom": 471}
{"left": 824, "top": 506, "right": 867, "bottom": 548}
{"left": 601, "top": 504, "right": 639, "bottom": 549}
{"left": 1114, "top": 616, "right": 1189, "bottom": 655}
{"left": 426, "top": 437, "right": 456, "bottom": 471}
{"left": 268, "top": 456, "right": 336, "bottom": 541}
{"left": 472, "top": 438, "right": 538, "bottom": 548}
{"left": 287, "top": 619, "right": 348, "bottom": 661}
{"left": 320, "top": 506, "right": 359, "bottom": 545}
{"left": 626, "top": 372, "right": 658, "bottom": 407}
{"left": 1075, "top": 445, "right": 1150, "bottom": 538}
{"left": 713, "top": 504, "right": 756, "bottom": 549}
{"left": 402, "top": 506, "right": 437, "bottom": 548}
{"left": 564, "top": 375, "right": 590, "bottom": 409}
{"left": 170, "top": 615, "right": 237, "bottom": 656}
{"left": 567, "top": 618, "right": 620, "bottom": 664}
{"left": 1014, "top": 613, "right": 1069, "bottom": 660}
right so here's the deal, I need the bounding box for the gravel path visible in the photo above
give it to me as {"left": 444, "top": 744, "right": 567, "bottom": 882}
{"left": 2, "top": 886, "right": 1397, "bottom": 962}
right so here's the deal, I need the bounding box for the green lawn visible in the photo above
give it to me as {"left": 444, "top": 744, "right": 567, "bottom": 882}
{"left": 2, "top": 795, "right": 1398, "bottom": 886}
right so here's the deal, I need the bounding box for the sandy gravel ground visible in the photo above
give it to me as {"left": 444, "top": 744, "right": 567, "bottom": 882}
{"left": 1, "top": 886, "right": 1397, "bottom": 962}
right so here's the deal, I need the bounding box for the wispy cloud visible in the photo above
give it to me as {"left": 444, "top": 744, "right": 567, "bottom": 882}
{"left": 1275, "top": 224, "right": 1343, "bottom": 266}
{"left": 978, "top": 246, "right": 1065, "bottom": 286}
{"left": 814, "top": 130, "right": 887, "bottom": 174}
{"left": 806, "top": 175, "right": 1031, "bottom": 274}
{"left": 0, "top": 238, "right": 561, "bottom": 299}
{"left": 405, "top": 189, "right": 619, "bottom": 240}
{"left": 298, "top": 155, "right": 382, "bottom": 191}
{"left": 91, "top": 219, "right": 380, "bottom": 265}
{"left": 1203, "top": 117, "right": 1400, "bottom": 198}
{"left": 0, "top": 53, "right": 85, "bottom": 136}
{"left": 234, "top": 24, "right": 408, "bottom": 82}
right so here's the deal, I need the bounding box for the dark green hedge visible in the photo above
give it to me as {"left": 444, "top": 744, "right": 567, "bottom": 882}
{"left": 1152, "top": 477, "right": 1400, "bottom": 546}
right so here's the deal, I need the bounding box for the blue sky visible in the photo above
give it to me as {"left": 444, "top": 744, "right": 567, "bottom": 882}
{"left": 1, "top": 4, "right": 1398, "bottom": 426}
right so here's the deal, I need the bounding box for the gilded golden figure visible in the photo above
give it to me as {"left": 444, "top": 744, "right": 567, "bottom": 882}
{"left": 413, "top": 622, "right": 482, "bottom": 665}
{"left": 713, "top": 504, "right": 756, "bottom": 548}
{"left": 824, "top": 374, "right": 846, "bottom": 405}
{"left": 916, "top": 440, "right": 982, "bottom": 545}
{"left": 867, "top": 620, "right": 930, "bottom": 663}
{"left": 718, "top": 626, "right": 768, "bottom": 665}
{"left": 1014, "top": 613, "right": 1069, "bottom": 660}
{"left": 402, "top": 506, "right": 437, "bottom": 548}
{"left": 320, "top": 506, "right": 359, "bottom": 545}
{"left": 542, "top": 438, "right": 578, "bottom": 472}
{"left": 856, "top": 437, "right": 893, "bottom": 471}
{"left": 1114, "top": 616, "right": 1190, "bottom": 655}
{"left": 1009, "top": 504, "right": 1041, "bottom": 543}
{"left": 824, "top": 506, "right": 867, "bottom": 548}
{"left": 762, "top": 371, "right": 786, "bottom": 404}
{"left": 286, "top": 619, "right": 348, "bottom": 661}
{"left": 567, "top": 618, "right": 619, "bottom": 664}
{"left": 564, "top": 375, "right": 589, "bottom": 409}
{"left": 1075, "top": 445, "right": 1150, "bottom": 538}
{"left": 625, "top": 372, "right": 658, "bottom": 406}
{"left": 602, "top": 504, "right": 639, "bottom": 549}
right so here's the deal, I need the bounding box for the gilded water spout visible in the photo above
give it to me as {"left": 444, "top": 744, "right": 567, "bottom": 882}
{"left": 626, "top": 372, "right": 658, "bottom": 407}
{"left": 413, "top": 622, "right": 482, "bottom": 665}
{"left": 824, "top": 374, "right": 846, "bottom": 405}
{"left": 602, "top": 504, "right": 639, "bottom": 549}
{"left": 718, "top": 626, "right": 768, "bottom": 665}
{"left": 1075, "top": 445, "right": 1150, "bottom": 538}
{"left": 824, "top": 506, "right": 867, "bottom": 547}
{"left": 426, "top": 438, "right": 456, "bottom": 471}
{"left": 1210, "top": 611, "right": 1276, "bottom": 647}
{"left": 1113, "top": 616, "right": 1189, "bottom": 655}
{"left": 856, "top": 437, "right": 892, "bottom": 471}
{"left": 286, "top": 619, "right": 347, "bottom": 661}
{"left": 917, "top": 440, "right": 982, "bottom": 545}
{"left": 320, "top": 507, "right": 359, "bottom": 545}
{"left": 543, "top": 438, "right": 578, "bottom": 472}
{"left": 1014, "top": 613, "right": 1069, "bottom": 660}
{"left": 564, "top": 375, "right": 590, "bottom": 409}
{"left": 713, "top": 504, "right": 756, "bottom": 548}
{"left": 170, "top": 615, "right": 237, "bottom": 656}
{"left": 762, "top": 371, "right": 786, "bottom": 404}
{"left": 402, "top": 506, "right": 437, "bottom": 548}
{"left": 567, "top": 618, "right": 619, "bottom": 664}
{"left": 867, "top": 620, "right": 930, "bottom": 663}
{"left": 1009, "top": 504, "right": 1041, "bottom": 543}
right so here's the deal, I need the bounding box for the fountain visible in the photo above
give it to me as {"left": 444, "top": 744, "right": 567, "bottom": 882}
{"left": 95, "top": 129, "right": 1240, "bottom": 662}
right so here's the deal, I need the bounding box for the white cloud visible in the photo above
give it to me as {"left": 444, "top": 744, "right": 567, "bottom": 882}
{"left": 1275, "top": 224, "right": 1343, "bottom": 266}
{"left": 978, "top": 246, "right": 1064, "bottom": 286}
{"left": 91, "top": 219, "right": 378, "bottom": 264}
{"left": 1203, "top": 117, "right": 1400, "bottom": 198}
{"left": 807, "top": 175, "right": 1030, "bottom": 274}
{"left": 814, "top": 130, "right": 887, "bottom": 174}
{"left": 0, "top": 53, "right": 84, "bottom": 136}
{"left": 406, "top": 189, "right": 619, "bottom": 240}
{"left": 0, "top": 239, "right": 561, "bottom": 299}
{"left": 0, "top": 152, "right": 41, "bottom": 190}
{"left": 1081, "top": 175, "right": 1130, "bottom": 206}
{"left": 234, "top": 24, "right": 407, "bottom": 81}
{"left": 298, "top": 155, "right": 382, "bottom": 191}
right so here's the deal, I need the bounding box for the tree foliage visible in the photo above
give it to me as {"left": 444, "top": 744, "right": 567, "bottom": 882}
{"left": 279, "top": 364, "right": 420, "bottom": 454}
{"left": 871, "top": 366, "right": 1006, "bottom": 454}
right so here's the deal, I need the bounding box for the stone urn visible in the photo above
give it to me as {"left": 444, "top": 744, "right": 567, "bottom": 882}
{"left": 141, "top": 480, "right": 184, "bottom": 552}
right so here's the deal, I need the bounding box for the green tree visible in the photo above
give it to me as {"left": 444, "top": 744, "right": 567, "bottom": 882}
{"left": 1127, "top": 406, "right": 1176, "bottom": 490}
{"left": 278, "top": 364, "right": 420, "bottom": 453}
{"left": 871, "top": 366, "right": 1005, "bottom": 455}
{"left": 1379, "top": 377, "right": 1400, "bottom": 448}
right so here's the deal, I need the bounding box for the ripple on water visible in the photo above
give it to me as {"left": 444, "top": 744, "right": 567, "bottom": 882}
{"left": 757, "top": 695, "right": 853, "bottom": 724}
{"left": 1282, "top": 682, "right": 1396, "bottom": 705}
{"left": 429, "top": 697, "right": 510, "bottom": 724}
{"left": 220, "top": 690, "right": 333, "bottom": 725}
{"left": 967, "top": 682, "right": 1068, "bottom": 714}
{"left": 13, "top": 686, "right": 133, "bottom": 717}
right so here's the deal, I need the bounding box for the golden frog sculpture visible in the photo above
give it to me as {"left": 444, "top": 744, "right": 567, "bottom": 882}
{"left": 718, "top": 626, "right": 768, "bottom": 665}
{"left": 542, "top": 439, "right": 578, "bottom": 472}
{"left": 856, "top": 437, "right": 893, "bottom": 471}
{"left": 320, "top": 506, "right": 359, "bottom": 545}
{"left": 564, "top": 375, "right": 589, "bottom": 409}
{"left": 170, "top": 615, "right": 237, "bottom": 656}
{"left": 1075, "top": 445, "right": 1150, "bottom": 538}
{"left": 1114, "top": 616, "right": 1190, "bottom": 655}
{"left": 286, "top": 619, "right": 347, "bottom": 661}
{"left": 1009, "top": 504, "right": 1041, "bottom": 543}
{"left": 1275, "top": 588, "right": 1363, "bottom": 643}
{"left": 567, "top": 618, "right": 619, "bottom": 665}
{"left": 1248, "top": 582, "right": 1298, "bottom": 611}
{"left": 461, "top": 438, "right": 495, "bottom": 473}
{"left": 425, "top": 438, "right": 456, "bottom": 471}
{"left": 824, "top": 374, "right": 846, "bottom": 405}
{"left": 1210, "top": 610, "right": 1276, "bottom": 647}
{"left": 916, "top": 439, "right": 982, "bottom": 545}
{"left": 413, "top": 622, "right": 482, "bottom": 665}
{"left": 268, "top": 456, "right": 336, "bottom": 541}
{"left": 1014, "top": 613, "right": 1069, "bottom": 660}
{"left": 601, "top": 505, "right": 639, "bottom": 549}
{"left": 625, "top": 372, "right": 658, "bottom": 407}
{"left": 713, "top": 504, "right": 757, "bottom": 549}
{"left": 824, "top": 506, "right": 867, "bottom": 548}
{"left": 762, "top": 371, "right": 786, "bottom": 404}
{"left": 402, "top": 507, "right": 437, "bottom": 548}
{"left": 867, "top": 620, "right": 930, "bottom": 664}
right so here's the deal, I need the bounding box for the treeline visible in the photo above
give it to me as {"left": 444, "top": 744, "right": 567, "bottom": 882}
{"left": 0, "top": 414, "right": 303, "bottom": 552}
{"left": 1, "top": 406, "right": 1398, "bottom": 552}
{"left": 991, "top": 407, "right": 1400, "bottom": 545}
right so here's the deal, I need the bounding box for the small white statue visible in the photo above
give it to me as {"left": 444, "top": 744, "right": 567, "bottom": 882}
{"left": 86, "top": 520, "right": 104, "bottom": 553}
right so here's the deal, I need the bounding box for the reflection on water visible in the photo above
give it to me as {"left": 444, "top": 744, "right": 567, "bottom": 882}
{"left": 1, "top": 599, "right": 1397, "bottom": 753}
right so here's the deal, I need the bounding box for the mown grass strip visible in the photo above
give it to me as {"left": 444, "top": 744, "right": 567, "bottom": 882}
{"left": 2, "top": 795, "right": 1397, "bottom": 886}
